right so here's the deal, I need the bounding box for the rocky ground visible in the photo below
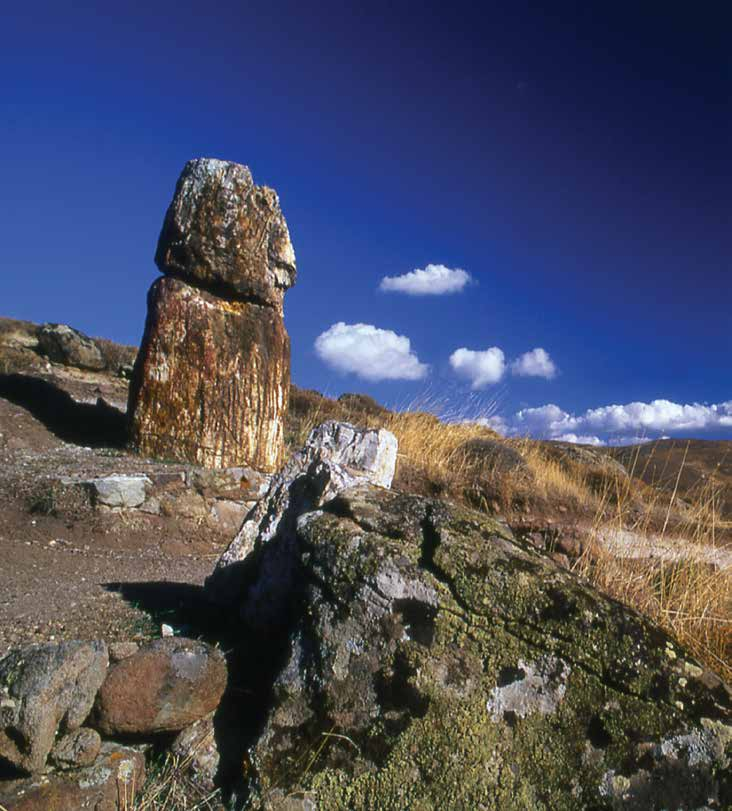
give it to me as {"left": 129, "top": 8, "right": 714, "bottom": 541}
{"left": 0, "top": 358, "right": 265, "bottom": 657}
{"left": 1, "top": 317, "right": 731, "bottom": 809}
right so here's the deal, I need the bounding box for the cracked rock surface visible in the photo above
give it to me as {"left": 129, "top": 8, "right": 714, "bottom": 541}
{"left": 248, "top": 485, "right": 731, "bottom": 810}
{"left": 0, "top": 640, "right": 108, "bottom": 774}
{"left": 129, "top": 158, "right": 296, "bottom": 471}
{"left": 206, "top": 421, "right": 398, "bottom": 625}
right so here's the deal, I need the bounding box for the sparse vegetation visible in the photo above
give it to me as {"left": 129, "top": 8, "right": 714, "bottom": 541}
{"left": 286, "top": 387, "right": 732, "bottom": 680}
{"left": 577, "top": 447, "right": 732, "bottom": 681}
{"left": 132, "top": 748, "right": 223, "bottom": 811}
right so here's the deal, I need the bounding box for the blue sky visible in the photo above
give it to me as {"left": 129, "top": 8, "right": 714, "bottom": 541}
{"left": 2, "top": 1, "right": 730, "bottom": 444}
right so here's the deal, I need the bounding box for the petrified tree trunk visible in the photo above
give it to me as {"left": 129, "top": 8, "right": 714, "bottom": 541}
{"left": 128, "top": 159, "right": 296, "bottom": 471}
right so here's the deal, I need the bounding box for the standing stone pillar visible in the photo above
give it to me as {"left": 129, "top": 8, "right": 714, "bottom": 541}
{"left": 128, "top": 158, "right": 296, "bottom": 471}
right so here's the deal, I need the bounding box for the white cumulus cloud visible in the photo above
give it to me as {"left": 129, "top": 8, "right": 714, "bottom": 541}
{"left": 496, "top": 399, "right": 732, "bottom": 444}
{"left": 554, "top": 433, "right": 606, "bottom": 446}
{"left": 379, "top": 264, "right": 472, "bottom": 295}
{"left": 314, "top": 322, "right": 428, "bottom": 382}
{"left": 449, "top": 347, "right": 506, "bottom": 389}
{"left": 511, "top": 347, "right": 557, "bottom": 379}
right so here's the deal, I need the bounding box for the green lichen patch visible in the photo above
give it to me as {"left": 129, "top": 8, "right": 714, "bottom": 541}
{"left": 250, "top": 485, "right": 731, "bottom": 810}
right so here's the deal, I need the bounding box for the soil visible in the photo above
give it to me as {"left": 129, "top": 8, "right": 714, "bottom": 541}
{"left": 0, "top": 364, "right": 234, "bottom": 657}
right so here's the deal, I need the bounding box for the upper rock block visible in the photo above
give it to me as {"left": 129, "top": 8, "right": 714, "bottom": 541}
{"left": 155, "top": 158, "right": 296, "bottom": 308}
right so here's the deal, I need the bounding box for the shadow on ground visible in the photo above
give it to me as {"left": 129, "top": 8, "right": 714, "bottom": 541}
{"left": 105, "top": 579, "right": 292, "bottom": 805}
{"left": 0, "top": 373, "right": 127, "bottom": 448}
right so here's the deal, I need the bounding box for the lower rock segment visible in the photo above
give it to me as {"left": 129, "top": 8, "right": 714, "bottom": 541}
{"left": 128, "top": 276, "right": 289, "bottom": 471}
{"left": 0, "top": 742, "right": 145, "bottom": 811}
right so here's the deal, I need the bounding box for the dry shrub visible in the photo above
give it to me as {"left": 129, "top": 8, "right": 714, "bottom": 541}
{"left": 93, "top": 336, "right": 138, "bottom": 374}
{"left": 132, "top": 750, "right": 222, "bottom": 811}
{"left": 384, "top": 410, "right": 503, "bottom": 500}
{"left": 512, "top": 440, "right": 599, "bottom": 510}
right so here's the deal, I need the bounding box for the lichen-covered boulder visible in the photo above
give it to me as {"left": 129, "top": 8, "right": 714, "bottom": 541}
{"left": 247, "top": 485, "right": 731, "bottom": 810}
{"left": 0, "top": 741, "right": 145, "bottom": 811}
{"left": 93, "top": 637, "right": 227, "bottom": 736}
{"left": 155, "top": 158, "right": 296, "bottom": 308}
{"left": 0, "top": 641, "right": 108, "bottom": 774}
{"left": 128, "top": 276, "right": 290, "bottom": 470}
{"left": 128, "top": 158, "right": 296, "bottom": 472}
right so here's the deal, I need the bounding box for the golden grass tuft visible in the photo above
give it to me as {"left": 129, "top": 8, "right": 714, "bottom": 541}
{"left": 131, "top": 750, "right": 222, "bottom": 811}
{"left": 576, "top": 446, "right": 732, "bottom": 681}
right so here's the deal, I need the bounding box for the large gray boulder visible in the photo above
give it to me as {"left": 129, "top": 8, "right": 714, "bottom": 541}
{"left": 0, "top": 641, "right": 108, "bottom": 774}
{"left": 205, "top": 421, "right": 398, "bottom": 626}
{"left": 37, "top": 323, "right": 105, "bottom": 371}
{"left": 245, "top": 485, "right": 731, "bottom": 810}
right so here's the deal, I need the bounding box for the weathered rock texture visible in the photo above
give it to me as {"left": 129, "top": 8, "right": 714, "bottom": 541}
{"left": 128, "top": 158, "right": 296, "bottom": 471}
{"left": 37, "top": 323, "right": 106, "bottom": 371}
{"left": 50, "top": 728, "right": 101, "bottom": 770}
{"left": 206, "top": 421, "right": 398, "bottom": 624}
{"left": 170, "top": 712, "right": 220, "bottom": 794}
{"left": 0, "top": 741, "right": 145, "bottom": 811}
{"left": 0, "top": 641, "right": 108, "bottom": 774}
{"left": 93, "top": 637, "right": 227, "bottom": 736}
{"left": 244, "top": 485, "right": 731, "bottom": 809}
{"left": 154, "top": 158, "right": 295, "bottom": 307}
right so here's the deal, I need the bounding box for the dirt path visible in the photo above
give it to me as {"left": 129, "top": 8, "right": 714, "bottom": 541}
{"left": 0, "top": 368, "right": 235, "bottom": 656}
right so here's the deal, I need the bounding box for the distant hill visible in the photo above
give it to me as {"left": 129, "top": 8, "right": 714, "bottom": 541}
{"left": 608, "top": 438, "right": 732, "bottom": 520}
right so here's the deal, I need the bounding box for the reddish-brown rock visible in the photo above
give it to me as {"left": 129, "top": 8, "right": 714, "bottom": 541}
{"left": 93, "top": 637, "right": 227, "bottom": 736}
{"left": 128, "top": 276, "right": 290, "bottom": 470}
{"left": 128, "top": 158, "right": 296, "bottom": 471}
{"left": 0, "top": 742, "right": 145, "bottom": 811}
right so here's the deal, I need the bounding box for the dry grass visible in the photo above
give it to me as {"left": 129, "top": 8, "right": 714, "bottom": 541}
{"left": 131, "top": 750, "right": 223, "bottom": 811}
{"left": 286, "top": 388, "right": 730, "bottom": 679}
{"left": 575, "top": 447, "right": 732, "bottom": 681}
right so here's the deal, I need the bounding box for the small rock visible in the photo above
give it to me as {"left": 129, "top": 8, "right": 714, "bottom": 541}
{"left": 555, "top": 534, "right": 583, "bottom": 558}
{"left": 549, "top": 551, "right": 571, "bottom": 569}
{"left": 171, "top": 712, "right": 219, "bottom": 793}
{"left": 51, "top": 727, "right": 101, "bottom": 769}
{"left": 108, "top": 642, "right": 139, "bottom": 663}
{"left": 159, "top": 489, "right": 208, "bottom": 520}
{"left": 138, "top": 496, "right": 161, "bottom": 515}
{"left": 93, "top": 637, "right": 227, "bottom": 735}
{"left": 88, "top": 475, "right": 151, "bottom": 509}
{"left": 210, "top": 499, "right": 249, "bottom": 532}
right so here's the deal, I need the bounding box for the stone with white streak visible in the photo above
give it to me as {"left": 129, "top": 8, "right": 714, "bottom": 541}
{"left": 205, "top": 421, "right": 398, "bottom": 624}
